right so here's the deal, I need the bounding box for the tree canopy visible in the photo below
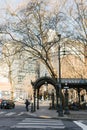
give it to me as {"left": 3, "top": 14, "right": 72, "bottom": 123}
{"left": 0, "top": 0, "right": 87, "bottom": 79}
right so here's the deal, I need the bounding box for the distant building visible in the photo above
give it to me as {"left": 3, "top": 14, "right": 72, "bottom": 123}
{"left": 0, "top": 77, "right": 11, "bottom": 99}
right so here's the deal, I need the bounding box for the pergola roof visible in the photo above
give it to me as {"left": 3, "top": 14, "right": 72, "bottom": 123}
{"left": 31, "top": 76, "right": 87, "bottom": 90}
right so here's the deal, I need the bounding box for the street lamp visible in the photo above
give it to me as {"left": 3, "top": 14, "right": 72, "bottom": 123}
{"left": 57, "top": 34, "right": 63, "bottom": 116}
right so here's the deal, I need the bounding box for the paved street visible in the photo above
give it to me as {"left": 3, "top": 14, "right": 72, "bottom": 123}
{"left": 0, "top": 101, "right": 87, "bottom": 130}
{"left": 11, "top": 118, "right": 65, "bottom": 130}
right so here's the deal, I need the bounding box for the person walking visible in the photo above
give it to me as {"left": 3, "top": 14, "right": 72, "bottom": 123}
{"left": 25, "top": 99, "right": 30, "bottom": 111}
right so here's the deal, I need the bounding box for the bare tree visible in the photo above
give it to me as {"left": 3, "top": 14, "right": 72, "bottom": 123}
{"left": 53, "top": 0, "right": 87, "bottom": 78}
{"left": 0, "top": 0, "right": 87, "bottom": 79}
{"left": 2, "top": 41, "right": 22, "bottom": 100}
{"left": 1, "top": 0, "right": 62, "bottom": 78}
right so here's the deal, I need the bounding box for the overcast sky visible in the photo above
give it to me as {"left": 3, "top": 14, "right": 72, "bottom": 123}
{"left": 0, "top": 0, "right": 30, "bottom": 23}
{"left": 0, "top": 0, "right": 29, "bottom": 10}
{"left": 0, "top": 0, "right": 25, "bottom": 8}
{"left": 0, "top": 0, "right": 59, "bottom": 10}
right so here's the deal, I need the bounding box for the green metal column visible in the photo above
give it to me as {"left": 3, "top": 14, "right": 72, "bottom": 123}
{"left": 33, "top": 88, "right": 36, "bottom": 112}
{"left": 37, "top": 89, "right": 39, "bottom": 109}
{"left": 64, "top": 87, "right": 70, "bottom": 114}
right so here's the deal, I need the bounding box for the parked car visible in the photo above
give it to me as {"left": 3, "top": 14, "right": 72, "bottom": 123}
{"left": 1, "top": 100, "right": 15, "bottom": 109}
{"left": 0, "top": 99, "right": 2, "bottom": 107}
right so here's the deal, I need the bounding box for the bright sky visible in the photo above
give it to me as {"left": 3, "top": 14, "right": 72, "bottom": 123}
{"left": 0, "top": 0, "right": 58, "bottom": 10}
{"left": 0, "top": 0, "right": 30, "bottom": 14}
{"left": 0, "top": 76, "right": 8, "bottom": 82}
{"left": 0, "top": 0, "right": 29, "bottom": 23}
{"left": 0, "top": 0, "right": 27, "bottom": 9}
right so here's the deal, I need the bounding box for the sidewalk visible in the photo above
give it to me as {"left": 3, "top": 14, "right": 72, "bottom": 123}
{"left": 29, "top": 101, "right": 87, "bottom": 120}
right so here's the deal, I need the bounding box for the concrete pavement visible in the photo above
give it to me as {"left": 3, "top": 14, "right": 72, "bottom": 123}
{"left": 29, "top": 100, "right": 87, "bottom": 120}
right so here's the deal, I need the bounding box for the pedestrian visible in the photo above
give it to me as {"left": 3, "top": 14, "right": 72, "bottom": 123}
{"left": 25, "top": 99, "right": 30, "bottom": 111}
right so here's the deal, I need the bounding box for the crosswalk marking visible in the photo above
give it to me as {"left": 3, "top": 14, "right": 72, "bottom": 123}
{"left": 0, "top": 111, "right": 6, "bottom": 115}
{"left": 0, "top": 111, "right": 22, "bottom": 116}
{"left": 17, "top": 112, "right": 24, "bottom": 116}
{"left": 22, "top": 118, "right": 62, "bottom": 123}
{"left": 12, "top": 125, "right": 64, "bottom": 129}
{"left": 74, "top": 121, "right": 87, "bottom": 130}
{"left": 11, "top": 118, "right": 65, "bottom": 129}
{"left": 0, "top": 111, "right": 34, "bottom": 117}
{"left": 5, "top": 112, "right": 16, "bottom": 116}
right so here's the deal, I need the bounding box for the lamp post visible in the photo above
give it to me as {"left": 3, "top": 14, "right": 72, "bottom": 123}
{"left": 57, "top": 34, "right": 63, "bottom": 116}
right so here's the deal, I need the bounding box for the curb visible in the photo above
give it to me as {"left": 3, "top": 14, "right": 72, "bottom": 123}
{"left": 27, "top": 112, "right": 87, "bottom": 120}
